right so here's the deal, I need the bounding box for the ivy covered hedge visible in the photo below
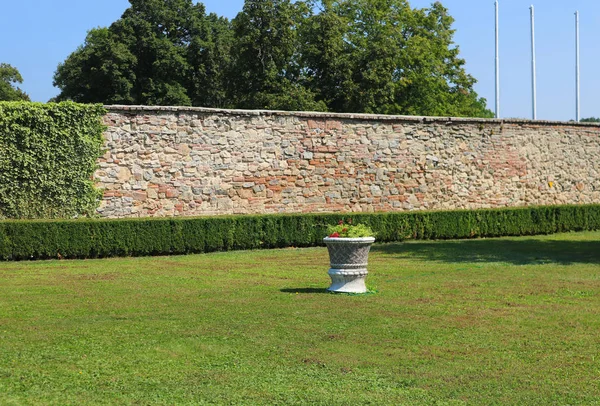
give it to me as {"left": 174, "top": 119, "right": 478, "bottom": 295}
{"left": 0, "top": 101, "right": 105, "bottom": 219}
{"left": 1, "top": 204, "right": 599, "bottom": 261}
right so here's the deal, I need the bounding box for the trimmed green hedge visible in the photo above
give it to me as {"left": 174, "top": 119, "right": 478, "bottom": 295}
{"left": 1, "top": 204, "right": 599, "bottom": 261}
{"left": 0, "top": 101, "right": 105, "bottom": 219}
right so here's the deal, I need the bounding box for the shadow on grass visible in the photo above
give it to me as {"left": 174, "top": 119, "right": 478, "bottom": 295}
{"left": 280, "top": 288, "right": 330, "bottom": 294}
{"left": 371, "top": 238, "right": 600, "bottom": 265}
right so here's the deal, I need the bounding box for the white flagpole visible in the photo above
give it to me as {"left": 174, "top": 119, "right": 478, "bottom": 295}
{"left": 575, "top": 11, "right": 580, "bottom": 122}
{"left": 530, "top": 5, "right": 537, "bottom": 120}
{"left": 495, "top": 1, "right": 500, "bottom": 118}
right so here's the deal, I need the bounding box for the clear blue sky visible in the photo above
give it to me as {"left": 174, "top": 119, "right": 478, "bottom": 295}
{"left": 1, "top": 0, "right": 598, "bottom": 120}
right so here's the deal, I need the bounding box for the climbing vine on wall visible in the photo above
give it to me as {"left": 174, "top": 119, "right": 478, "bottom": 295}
{"left": 0, "top": 101, "right": 105, "bottom": 219}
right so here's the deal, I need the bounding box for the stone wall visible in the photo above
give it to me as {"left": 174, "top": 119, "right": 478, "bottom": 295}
{"left": 96, "top": 106, "right": 600, "bottom": 218}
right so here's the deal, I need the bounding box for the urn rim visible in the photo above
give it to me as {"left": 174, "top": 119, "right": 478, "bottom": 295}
{"left": 323, "top": 237, "right": 376, "bottom": 243}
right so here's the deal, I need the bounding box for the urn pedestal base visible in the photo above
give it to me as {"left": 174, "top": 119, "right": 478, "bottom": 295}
{"left": 327, "top": 268, "right": 368, "bottom": 293}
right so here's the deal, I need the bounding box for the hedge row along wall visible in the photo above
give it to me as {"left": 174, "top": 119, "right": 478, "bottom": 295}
{"left": 1, "top": 204, "right": 599, "bottom": 261}
{"left": 0, "top": 102, "right": 105, "bottom": 219}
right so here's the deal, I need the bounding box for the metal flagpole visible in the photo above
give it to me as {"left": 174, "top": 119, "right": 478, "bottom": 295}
{"left": 530, "top": 5, "right": 537, "bottom": 120}
{"left": 495, "top": 1, "right": 500, "bottom": 118}
{"left": 575, "top": 11, "right": 580, "bottom": 122}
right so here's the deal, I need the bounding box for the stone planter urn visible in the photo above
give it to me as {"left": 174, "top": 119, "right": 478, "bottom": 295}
{"left": 323, "top": 237, "right": 376, "bottom": 293}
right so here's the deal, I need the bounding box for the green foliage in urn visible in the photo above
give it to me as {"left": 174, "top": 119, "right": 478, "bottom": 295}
{"left": 0, "top": 102, "right": 106, "bottom": 219}
{"left": 327, "top": 219, "right": 376, "bottom": 238}
{"left": 1, "top": 204, "right": 599, "bottom": 260}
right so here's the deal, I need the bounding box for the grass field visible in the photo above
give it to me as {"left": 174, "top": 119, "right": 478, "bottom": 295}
{"left": 1, "top": 231, "right": 599, "bottom": 405}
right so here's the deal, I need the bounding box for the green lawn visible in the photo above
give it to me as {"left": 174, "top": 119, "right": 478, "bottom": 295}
{"left": 1, "top": 231, "right": 599, "bottom": 405}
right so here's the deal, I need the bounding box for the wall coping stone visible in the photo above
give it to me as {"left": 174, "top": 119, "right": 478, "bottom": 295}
{"left": 104, "top": 105, "right": 600, "bottom": 128}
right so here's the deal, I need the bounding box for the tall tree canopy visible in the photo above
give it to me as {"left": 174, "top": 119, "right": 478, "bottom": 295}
{"left": 0, "top": 64, "right": 30, "bottom": 101}
{"left": 229, "top": 0, "right": 326, "bottom": 111}
{"left": 55, "top": 0, "right": 231, "bottom": 107}
{"left": 54, "top": 0, "right": 492, "bottom": 117}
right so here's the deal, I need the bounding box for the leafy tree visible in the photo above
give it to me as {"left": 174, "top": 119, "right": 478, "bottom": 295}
{"left": 187, "top": 13, "right": 234, "bottom": 108}
{"left": 229, "top": 0, "right": 326, "bottom": 111}
{"left": 54, "top": 28, "right": 136, "bottom": 104}
{"left": 301, "top": 0, "right": 357, "bottom": 112}
{"left": 396, "top": 2, "right": 492, "bottom": 117}
{"left": 107, "top": 0, "right": 202, "bottom": 106}
{"left": 303, "top": 0, "right": 492, "bottom": 117}
{"left": 581, "top": 117, "right": 600, "bottom": 123}
{"left": 54, "top": 0, "right": 230, "bottom": 107}
{"left": 303, "top": 0, "right": 411, "bottom": 113}
{"left": 0, "top": 64, "right": 30, "bottom": 101}
{"left": 54, "top": 0, "right": 492, "bottom": 117}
